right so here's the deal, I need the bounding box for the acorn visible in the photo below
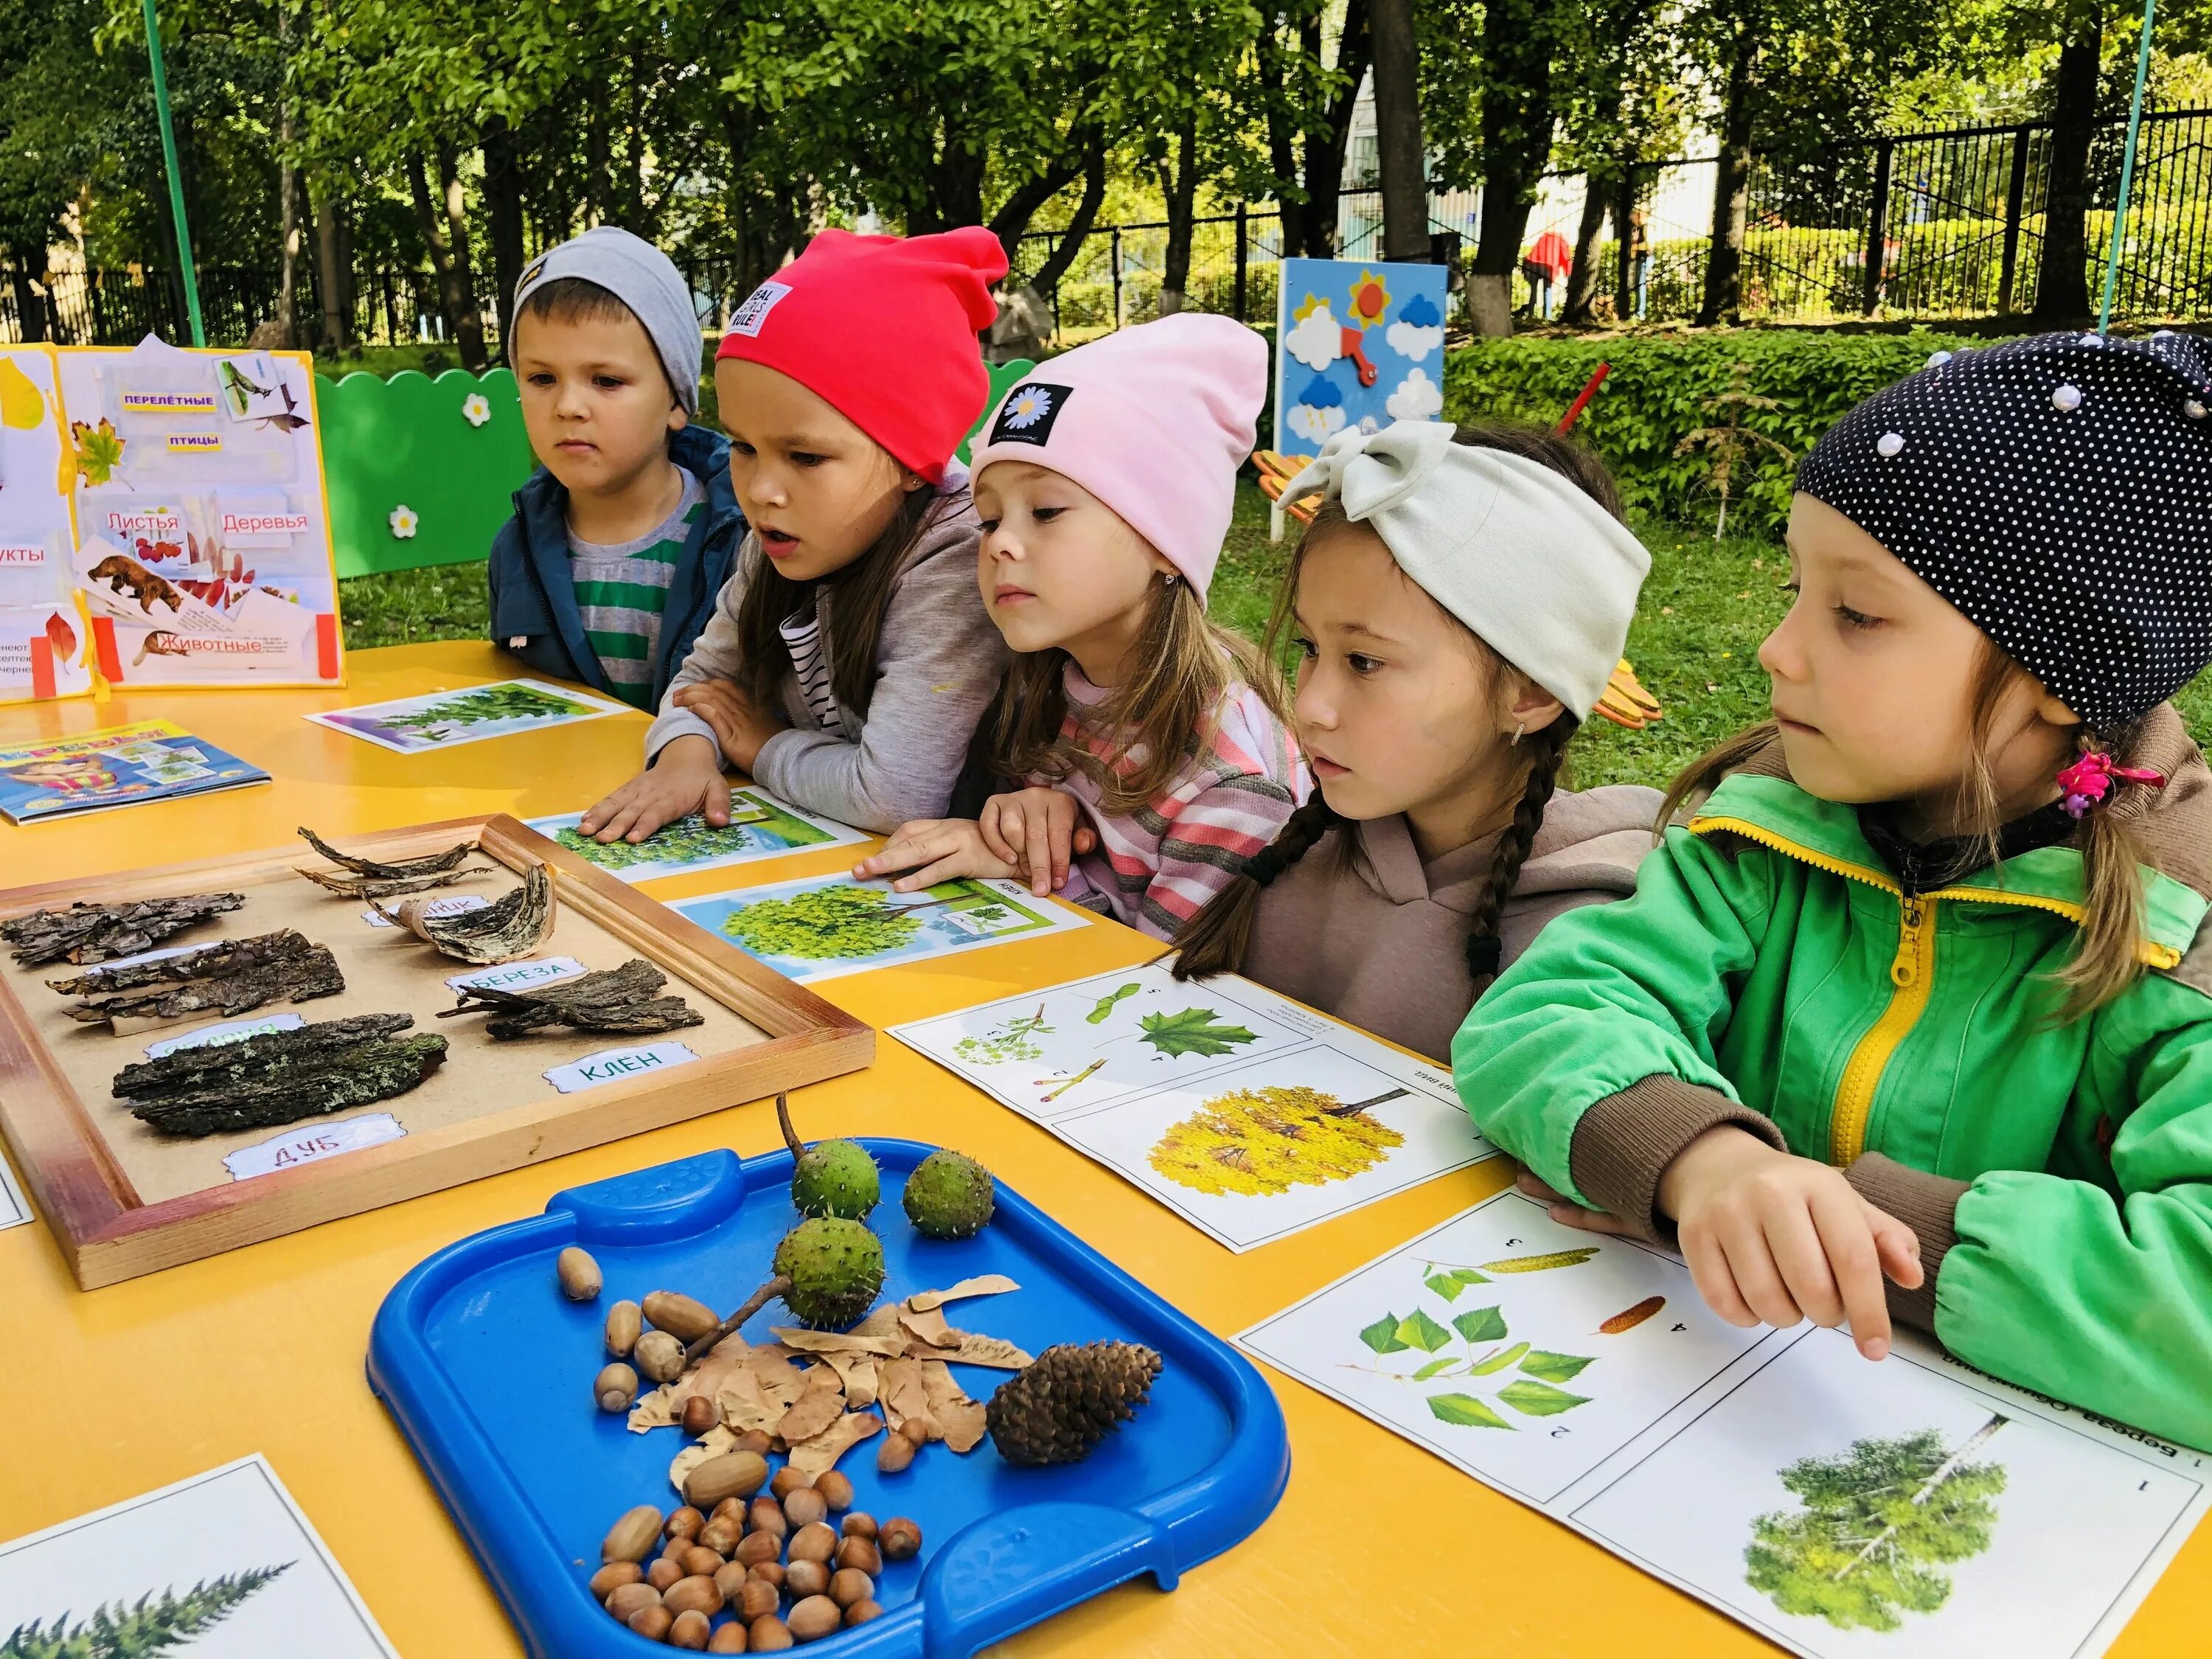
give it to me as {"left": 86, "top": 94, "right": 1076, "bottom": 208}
{"left": 644, "top": 1290, "right": 722, "bottom": 1344}
{"left": 557, "top": 1245, "right": 602, "bottom": 1300}
{"left": 603, "top": 1506, "right": 664, "bottom": 1563}
{"left": 636, "top": 1329, "right": 688, "bottom": 1385}
{"left": 595, "top": 1363, "right": 639, "bottom": 1414}
{"left": 605, "top": 1299, "right": 643, "bottom": 1357}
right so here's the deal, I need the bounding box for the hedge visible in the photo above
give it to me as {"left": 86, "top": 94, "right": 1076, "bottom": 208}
{"left": 1441, "top": 327, "right": 1980, "bottom": 534}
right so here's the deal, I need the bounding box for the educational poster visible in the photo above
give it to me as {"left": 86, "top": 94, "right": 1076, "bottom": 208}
{"left": 526, "top": 790, "right": 868, "bottom": 883}
{"left": 0, "top": 346, "right": 91, "bottom": 703}
{"left": 672, "top": 871, "right": 1091, "bottom": 984}
{"left": 1239, "top": 1190, "right": 2212, "bottom": 1659}
{"left": 304, "top": 678, "right": 630, "bottom": 754}
{"left": 891, "top": 962, "right": 1496, "bottom": 1249}
{"left": 1273, "top": 258, "right": 1450, "bottom": 460}
{"left": 0, "top": 1455, "right": 400, "bottom": 1657}
{"left": 56, "top": 336, "right": 344, "bottom": 689}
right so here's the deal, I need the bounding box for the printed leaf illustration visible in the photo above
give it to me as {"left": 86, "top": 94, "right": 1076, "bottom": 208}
{"left": 1, "top": 1562, "right": 291, "bottom": 1658}
{"left": 1358, "top": 1314, "right": 1408, "bottom": 1354}
{"left": 1467, "top": 1340, "right": 1531, "bottom": 1377}
{"left": 1450, "top": 1304, "right": 1508, "bottom": 1344}
{"left": 1745, "top": 1418, "right": 2007, "bottom": 1633}
{"left": 69, "top": 417, "right": 125, "bottom": 485}
{"left": 955, "top": 1006, "right": 1053, "bottom": 1067}
{"left": 1394, "top": 1309, "right": 1453, "bottom": 1353}
{"left": 1599, "top": 1295, "right": 1665, "bottom": 1335}
{"left": 1137, "top": 1006, "right": 1261, "bottom": 1060}
{"left": 1477, "top": 1247, "right": 1601, "bottom": 1274}
{"left": 1148, "top": 1083, "right": 1406, "bottom": 1196}
{"left": 1496, "top": 1379, "right": 1592, "bottom": 1417}
{"left": 1086, "top": 982, "right": 1140, "bottom": 1023}
{"left": 1425, "top": 1266, "right": 1489, "bottom": 1301}
{"left": 1411, "top": 1357, "right": 1461, "bottom": 1380}
{"left": 1518, "top": 1349, "right": 1596, "bottom": 1384}
{"left": 1427, "top": 1392, "right": 1513, "bottom": 1430}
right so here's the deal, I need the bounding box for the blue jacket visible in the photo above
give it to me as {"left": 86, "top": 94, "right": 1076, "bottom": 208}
{"left": 487, "top": 425, "right": 745, "bottom": 706}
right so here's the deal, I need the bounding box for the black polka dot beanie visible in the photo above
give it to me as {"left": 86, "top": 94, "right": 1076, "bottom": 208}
{"left": 1795, "top": 329, "right": 2212, "bottom": 732}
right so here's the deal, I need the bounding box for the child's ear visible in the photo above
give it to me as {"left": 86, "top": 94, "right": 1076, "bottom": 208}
{"left": 667, "top": 397, "right": 689, "bottom": 434}
{"left": 2031, "top": 686, "right": 2079, "bottom": 729}
{"left": 1502, "top": 682, "right": 1566, "bottom": 740}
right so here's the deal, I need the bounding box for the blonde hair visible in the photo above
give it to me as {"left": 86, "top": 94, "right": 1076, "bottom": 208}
{"left": 987, "top": 575, "right": 1290, "bottom": 815}
{"left": 1658, "top": 637, "right": 2150, "bottom": 1018}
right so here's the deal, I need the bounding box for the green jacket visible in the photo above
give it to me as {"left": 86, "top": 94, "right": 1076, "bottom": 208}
{"left": 1452, "top": 706, "right": 2212, "bottom": 1450}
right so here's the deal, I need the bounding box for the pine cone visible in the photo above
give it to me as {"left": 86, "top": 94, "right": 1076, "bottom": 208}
{"left": 986, "top": 1341, "right": 1164, "bottom": 1467}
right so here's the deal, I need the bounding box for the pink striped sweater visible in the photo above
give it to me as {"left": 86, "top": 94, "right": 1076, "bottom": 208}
{"left": 1037, "top": 663, "right": 1310, "bottom": 941}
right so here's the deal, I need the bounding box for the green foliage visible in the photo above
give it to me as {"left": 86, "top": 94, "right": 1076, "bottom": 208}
{"left": 338, "top": 562, "right": 490, "bottom": 650}
{"left": 955, "top": 1007, "right": 1054, "bottom": 1065}
{"left": 1086, "top": 982, "right": 1141, "bottom": 1023}
{"left": 1365, "top": 1284, "right": 1598, "bottom": 1430}
{"left": 1745, "top": 1420, "right": 2007, "bottom": 1632}
{"left": 723, "top": 883, "right": 927, "bottom": 962}
{"left": 1425, "top": 1266, "right": 1491, "bottom": 1301}
{"left": 1441, "top": 328, "right": 1982, "bottom": 533}
{"left": 1450, "top": 1304, "right": 1508, "bottom": 1343}
{"left": 1, "top": 1563, "right": 291, "bottom": 1659}
{"left": 1135, "top": 1006, "right": 1261, "bottom": 1060}
{"left": 380, "top": 683, "right": 589, "bottom": 732}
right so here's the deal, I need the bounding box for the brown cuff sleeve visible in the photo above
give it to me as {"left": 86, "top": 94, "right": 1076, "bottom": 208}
{"left": 1843, "top": 1152, "right": 1966, "bottom": 1336}
{"left": 1569, "top": 1075, "right": 1789, "bottom": 1245}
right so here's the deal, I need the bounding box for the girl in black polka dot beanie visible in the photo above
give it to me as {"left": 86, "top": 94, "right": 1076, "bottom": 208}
{"left": 1450, "top": 330, "right": 2212, "bottom": 1450}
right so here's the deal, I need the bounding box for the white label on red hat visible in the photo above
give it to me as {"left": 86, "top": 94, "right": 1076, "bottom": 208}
{"left": 728, "top": 280, "right": 794, "bottom": 338}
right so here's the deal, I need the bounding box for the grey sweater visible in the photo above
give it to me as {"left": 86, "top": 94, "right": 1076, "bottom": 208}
{"left": 644, "top": 467, "right": 1007, "bottom": 832}
{"left": 1241, "top": 785, "right": 1662, "bottom": 1060}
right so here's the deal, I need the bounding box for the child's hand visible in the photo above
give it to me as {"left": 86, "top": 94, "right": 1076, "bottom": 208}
{"left": 852, "top": 819, "right": 1020, "bottom": 891}
{"left": 672, "top": 680, "right": 781, "bottom": 773}
{"left": 1656, "top": 1127, "right": 1922, "bottom": 1361}
{"left": 978, "top": 787, "right": 1096, "bottom": 897}
{"left": 579, "top": 735, "right": 730, "bottom": 844}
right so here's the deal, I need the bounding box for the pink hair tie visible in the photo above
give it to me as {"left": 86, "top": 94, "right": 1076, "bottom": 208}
{"left": 2057, "top": 751, "right": 2167, "bottom": 819}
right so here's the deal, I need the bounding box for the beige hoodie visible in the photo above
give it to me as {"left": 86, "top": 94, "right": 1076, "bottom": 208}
{"left": 1239, "top": 784, "right": 1663, "bottom": 1060}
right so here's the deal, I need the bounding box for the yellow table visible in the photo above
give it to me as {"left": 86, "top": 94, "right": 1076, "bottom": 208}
{"left": 0, "top": 641, "right": 2199, "bottom": 1657}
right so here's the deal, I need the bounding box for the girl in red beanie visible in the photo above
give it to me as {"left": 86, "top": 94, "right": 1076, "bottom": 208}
{"left": 579, "top": 227, "right": 1010, "bottom": 838}
{"left": 855, "top": 313, "right": 1309, "bottom": 941}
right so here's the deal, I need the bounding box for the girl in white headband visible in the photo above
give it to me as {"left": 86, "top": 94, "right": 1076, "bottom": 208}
{"left": 1172, "top": 420, "right": 1657, "bottom": 1061}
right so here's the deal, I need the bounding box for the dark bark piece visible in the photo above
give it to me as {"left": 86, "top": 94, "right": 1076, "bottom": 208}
{"left": 373, "top": 864, "right": 554, "bottom": 964}
{"left": 127, "top": 1034, "right": 448, "bottom": 1138}
{"left": 3, "top": 893, "right": 246, "bottom": 967}
{"left": 295, "top": 827, "right": 486, "bottom": 900}
{"left": 114, "top": 1012, "right": 417, "bottom": 1100}
{"left": 295, "top": 865, "right": 490, "bottom": 900}
{"left": 47, "top": 928, "right": 319, "bottom": 995}
{"left": 65, "top": 936, "right": 345, "bottom": 1030}
{"left": 439, "top": 957, "right": 704, "bottom": 1040}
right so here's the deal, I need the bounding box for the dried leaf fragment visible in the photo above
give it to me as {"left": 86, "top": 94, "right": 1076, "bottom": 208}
{"left": 910, "top": 1330, "right": 1033, "bottom": 1371}
{"left": 876, "top": 1359, "right": 935, "bottom": 1441}
{"left": 919, "top": 1360, "right": 988, "bottom": 1453}
{"left": 904, "top": 1274, "right": 1020, "bottom": 1313}
{"left": 771, "top": 1326, "right": 908, "bottom": 1360}
{"left": 896, "top": 1304, "right": 953, "bottom": 1350}
{"left": 787, "top": 1411, "right": 883, "bottom": 1475}
{"left": 776, "top": 1370, "right": 848, "bottom": 1444}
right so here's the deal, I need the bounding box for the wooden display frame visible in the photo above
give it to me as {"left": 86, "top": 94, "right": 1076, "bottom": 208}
{"left": 0, "top": 815, "right": 872, "bottom": 1288}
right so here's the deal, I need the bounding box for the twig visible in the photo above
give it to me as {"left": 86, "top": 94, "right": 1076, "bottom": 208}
{"left": 1036, "top": 1059, "right": 1105, "bottom": 1103}
{"left": 773, "top": 1091, "right": 805, "bottom": 1160}
{"left": 684, "top": 1275, "right": 794, "bottom": 1366}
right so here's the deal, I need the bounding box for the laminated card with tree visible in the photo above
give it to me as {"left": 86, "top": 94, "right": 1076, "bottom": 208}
{"left": 1242, "top": 1192, "right": 2212, "bottom": 1659}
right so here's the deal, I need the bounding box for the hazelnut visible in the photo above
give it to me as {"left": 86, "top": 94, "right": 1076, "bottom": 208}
{"left": 605, "top": 1582, "right": 662, "bottom": 1623}
{"left": 665, "top": 1506, "right": 706, "bottom": 1541}
{"left": 840, "top": 1513, "right": 877, "bottom": 1542}
{"left": 782, "top": 1488, "right": 827, "bottom": 1529}
{"left": 787, "top": 1595, "right": 842, "bottom": 1642}
{"left": 698, "top": 1518, "right": 742, "bottom": 1557}
{"left": 844, "top": 1599, "right": 885, "bottom": 1627}
{"left": 783, "top": 1559, "right": 830, "bottom": 1599}
{"left": 787, "top": 1522, "right": 838, "bottom": 1564}
{"left": 669, "top": 1608, "right": 713, "bottom": 1650}
{"left": 589, "top": 1561, "right": 644, "bottom": 1600}
{"left": 709, "top": 1622, "right": 748, "bottom": 1653}
{"left": 735, "top": 1429, "right": 773, "bottom": 1456}
{"left": 647, "top": 1558, "right": 686, "bottom": 1593}
{"left": 734, "top": 1531, "right": 781, "bottom": 1568}
{"left": 813, "top": 1471, "right": 854, "bottom": 1512}
{"left": 714, "top": 1562, "right": 751, "bottom": 1603}
{"left": 665, "top": 1575, "right": 726, "bottom": 1619}
{"left": 748, "top": 1562, "right": 786, "bottom": 1589}
{"left": 770, "top": 1467, "right": 813, "bottom": 1502}
{"left": 737, "top": 1577, "right": 780, "bottom": 1621}
{"left": 748, "top": 1615, "right": 794, "bottom": 1651}
{"left": 711, "top": 1497, "right": 747, "bottom": 1526}
{"left": 628, "top": 1603, "right": 675, "bottom": 1642}
{"left": 681, "top": 1394, "right": 721, "bottom": 1437}
{"left": 875, "top": 1434, "right": 914, "bottom": 1475}
{"left": 827, "top": 1568, "right": 873, "bottom": 1609}
{"left": 880, "top": 1517, "right": 921, "bottom": 1562}
{"left": 899, "top": 1419, "right": 931, "bottom": 1446}
{"left": 835, "top": 1536, "right": 881, "bottom": 1576}
{"left": 747, "top": 1495, "right": 787, "bottom": 1540}
{"left": 681, "top": 1545, "right": 726, "bottom": 1579}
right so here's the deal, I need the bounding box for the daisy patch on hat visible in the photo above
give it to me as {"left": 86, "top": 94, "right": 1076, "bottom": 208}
{"left": 990, "top": 382, "right": 1071, "bottom": 447}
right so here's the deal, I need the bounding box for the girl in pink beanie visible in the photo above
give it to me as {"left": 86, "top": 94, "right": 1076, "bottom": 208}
{"left": 855, "top": 312, "right": 1310, "bottom": 939}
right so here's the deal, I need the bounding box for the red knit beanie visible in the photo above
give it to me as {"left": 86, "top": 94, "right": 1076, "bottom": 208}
{"left": 716, "top": 227, "right": 1007, "bottom": 484}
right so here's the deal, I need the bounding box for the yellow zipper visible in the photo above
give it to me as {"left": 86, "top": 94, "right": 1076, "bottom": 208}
{"left": 1686, "top": 813, "right": 2180, "bottom": 1164}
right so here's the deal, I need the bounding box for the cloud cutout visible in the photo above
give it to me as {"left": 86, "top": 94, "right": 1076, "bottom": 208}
{"left": 1287, "top": 402, "right": 1348, "bottom": 446}
{"left": 1386, "top": 320, "right": 1445, "bottom": 362}
{"left": 1285, "top": 303, "right": 1343, "bottom": 372}
{"left": 1297, "top": 374, "right": 1343, "bottom": 408}
{"left": 1385, "top": 367, "right": 1443, "bottom": 421}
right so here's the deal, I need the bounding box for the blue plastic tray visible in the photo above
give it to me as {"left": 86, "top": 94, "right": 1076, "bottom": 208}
{"left": 368, "top": 1141, "right": 1290, "bottom": 1658}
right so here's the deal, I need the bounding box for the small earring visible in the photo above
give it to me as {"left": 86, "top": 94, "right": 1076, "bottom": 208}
{"left": 1160, "top": 571, "right": 1178, "bottom": 586}
{"left": 1511, "top": 722, "right": 1525, "bottom": 746}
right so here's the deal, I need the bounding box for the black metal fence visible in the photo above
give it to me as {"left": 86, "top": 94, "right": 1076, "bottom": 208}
{"left": 8, "top": 108, "right": 2209, "bottom": 348}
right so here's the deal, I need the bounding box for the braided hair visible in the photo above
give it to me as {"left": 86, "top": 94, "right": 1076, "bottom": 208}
{"left": 1171, "top": 420, "right": 1621, "bottom": 997}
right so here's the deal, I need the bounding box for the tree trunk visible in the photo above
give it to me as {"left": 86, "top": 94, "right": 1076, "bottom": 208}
{"left": 7, "top": 248, "right": 45, "bottom": 344}
{"left": 1560, "top": 185, "right": 1610, "bottom": 326}
{"left": 1466, "top": 0, "right": 1561, "bottom": 336}
{"left": 1835, "top": 1416, "right": 2008, "bottom": 1582}
{"left": 1695, "top": 20, "right": 1757, "bottom": 327}
{"left": 313, "top": 192, "right": 349, "bottom": 352}
{"left": 1031, "top": 146, "right": 1107, "bottom": 296}
{"left": 2034, "top": 9, "right": 2100, "bottom": 321}
{"left": 1369, "top": 0, "right": 1429, "bottom": 260}
{"left": 406, "top": 149, "right": 487, "bottom": 369}
{"left": 1303, "top": 0, "right": 1371, "bottom": 257}
{"left": 1258, "top": 11, "right": 1310, "bottom": 258}
{"left": 987, "top": 133, "right": 1099, "bottom": 266}
{"left": 271, "top": 0, "right": 300, "bottom": 348}
{"left": 1158, "top": 129, "right": 1200, "bottom": 315}
{"left": 482, "top": 116, "right": 527, "bottom": 349}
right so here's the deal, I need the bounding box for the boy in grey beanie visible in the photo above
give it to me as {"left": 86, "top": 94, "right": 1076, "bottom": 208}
{"left": 487, "top": 226, "right": 748, "bottom": 710}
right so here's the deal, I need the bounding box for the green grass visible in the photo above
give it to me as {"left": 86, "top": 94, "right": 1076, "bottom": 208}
{"left": 338, "top": 479, "right": 2212, "bottom": 788}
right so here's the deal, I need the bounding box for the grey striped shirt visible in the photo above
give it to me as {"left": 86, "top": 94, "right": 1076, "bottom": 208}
{"left": 568, "top": 469, "right": 704, "bottom": 709}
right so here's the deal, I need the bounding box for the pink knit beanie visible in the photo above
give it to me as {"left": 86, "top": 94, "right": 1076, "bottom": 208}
{"left": 968, "top": 313, "right": 1267, "bottom": 597}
